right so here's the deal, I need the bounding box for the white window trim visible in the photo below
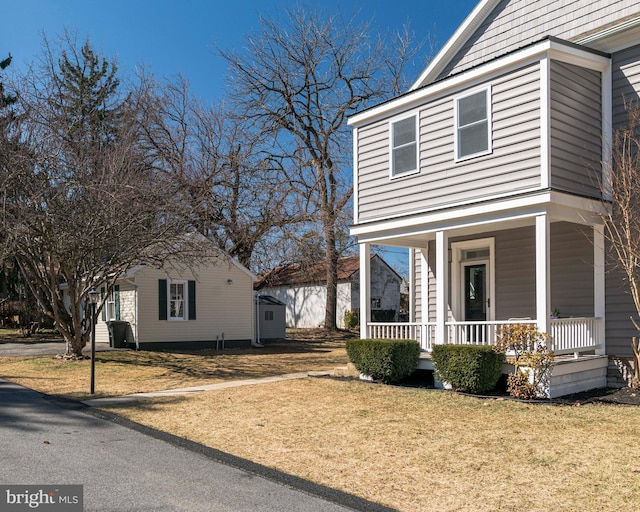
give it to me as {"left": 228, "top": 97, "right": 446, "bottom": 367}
{"left": 450, "top": 238, "right": 495, "bottom": 321}
{"left": 389, "top": 112, "right": 420, "bottom": 179}
{"left": 105, "top": 290, "right": 117, "bottom": 321}
{"left": 454, "top": 86, "right": 492, "bottom": 162}
{"left": 168, "top": 280, "right": 188, "bottom": 321}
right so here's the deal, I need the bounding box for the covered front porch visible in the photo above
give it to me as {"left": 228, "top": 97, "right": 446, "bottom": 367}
{"left": 353, "top": 193, "right": 609, "bottom": 396}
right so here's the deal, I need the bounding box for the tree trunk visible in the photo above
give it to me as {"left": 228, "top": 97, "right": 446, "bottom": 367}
{"left": 324, "top": 223, "right": 338, "bottom": 330}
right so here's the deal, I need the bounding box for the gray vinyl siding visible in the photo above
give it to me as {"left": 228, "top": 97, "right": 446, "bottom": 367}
{"left": 549, "top": 223, "right": 594, "bottom": 318}
{"left": 438, "top": 0, "right": 640, "bottom": 81}
{"left": 605, "top": 260, "right": 636, "bottom": 357}
{"left": 356, "top": 63, "right": 541, "bottom": 223}
{"left": 606, "top": 43, "right": 640, "bottom": 357}
{"left": 496, "top": 223, "right": 594, "bottom": 319}
{"left": 494, "top": 228, "right": 536, "bottom": 320}
{"left": 612, "top": 43, "right": 640, "bottom": 129}
{"left": 549, "top": 61, "right": 602, "bottom": 197}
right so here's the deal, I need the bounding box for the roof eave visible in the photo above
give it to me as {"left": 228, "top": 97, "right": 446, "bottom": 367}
{"left": 410, "top": 0, "right": 500, "bottom": 91}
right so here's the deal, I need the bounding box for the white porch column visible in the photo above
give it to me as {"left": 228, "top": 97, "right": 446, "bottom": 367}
{"left": 359, "top": 243, "right": 371, "bottom": 339}
{"left": 594, "top": 225, "right": 606, "bottom": 354}
{"left": 409, "top": 248, "right": 415, "bottom": 323}
{"left": 536, "top": 215, "right": 550, "bottom": 334}
{"left": 420, "top": 247, "right": 429, "bottom": 324}
{"left": 435, "top": 230, "right": 448, "bottom": 344}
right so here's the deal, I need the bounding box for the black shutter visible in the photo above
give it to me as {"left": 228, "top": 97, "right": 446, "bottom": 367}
{"left": 158, "top": 279, "right": 167, "bottom": 320}
{"left": 188, "top": 280, "right": 196, "bottom": 320}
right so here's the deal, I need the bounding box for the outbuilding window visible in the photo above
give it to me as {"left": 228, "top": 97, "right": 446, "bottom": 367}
{"left": 158, "top": 279, "right": 196, "bottom": 321}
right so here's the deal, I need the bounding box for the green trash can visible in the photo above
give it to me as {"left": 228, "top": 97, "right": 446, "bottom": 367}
{"left": 106, "top": 320, "right": 129, "bottom": 348}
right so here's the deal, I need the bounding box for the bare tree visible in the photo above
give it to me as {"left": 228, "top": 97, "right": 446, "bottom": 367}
{"left": 139, "top": 76, "right": 308, "bottom": 269}
{"left": 219, "top": 6, "right": 421, "bottom": 329}
{"left": 1, "top": 34, "right": 199, "bottom": 357}
{"left": 599, "top": 102, "right": 640, "bottom": 386}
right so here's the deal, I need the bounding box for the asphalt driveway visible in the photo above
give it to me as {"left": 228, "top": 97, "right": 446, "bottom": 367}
{"left": 0, "top": 379, "right": 392, "bottom": 512}
{"left": 0, "top": 340, "right": 115, "bottom": 357}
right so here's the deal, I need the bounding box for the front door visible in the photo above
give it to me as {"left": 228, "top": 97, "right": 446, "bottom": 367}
{"left": 464, "top": 263, "right": 487, "bottom": 321}
{"left": 464, "top": 263, "right": 487, "bottom": 343}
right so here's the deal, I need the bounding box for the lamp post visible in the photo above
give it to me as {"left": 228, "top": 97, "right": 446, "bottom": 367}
{"left": 88, "top": 287, "right": 99, "bottom": 395}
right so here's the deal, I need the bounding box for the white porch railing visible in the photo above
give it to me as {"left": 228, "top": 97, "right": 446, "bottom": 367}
{"left": 366, "top": 318, "right": 603, "bottom": 356}
{"left": 368, "top": 322, "right": 436, "bottom": 351}
{"left": 549, "top": 317, "right": 603, "bottom": 356}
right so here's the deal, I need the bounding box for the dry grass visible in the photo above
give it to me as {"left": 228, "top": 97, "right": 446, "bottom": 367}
{"left": 2, "top": 328, "right": 639, "bottom": 510}
{"left": 101, "top": 378, "right": 640, "bottom": 512}
{"left": 0, "top": 339, "right": 348, "bottom": 400}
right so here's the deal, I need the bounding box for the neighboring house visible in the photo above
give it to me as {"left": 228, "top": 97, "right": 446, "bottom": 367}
{"left": 95, "top": 252, "right": 257, "bottom": 349}
{"left": 348, "top": 0, "right": 640, "bottom": 396}
{"left": 255, "top": 255, "right": 402, "bottom": 329}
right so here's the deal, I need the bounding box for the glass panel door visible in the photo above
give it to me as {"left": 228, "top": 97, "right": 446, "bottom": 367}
{"left": 464, "top": 263, "right": 486, "bottom": 321}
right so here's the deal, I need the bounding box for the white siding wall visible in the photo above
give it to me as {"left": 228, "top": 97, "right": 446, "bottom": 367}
{"left": 95, "top": 284, "right": 136, "bottom": 345}
{"left": 356, "top": 63, "right": 541, "bottom": 222}
{"left": 438, "top": 0, "right": 640, "bottom": 80}
{"left": 133, "top": 259, "right": 254, "bottom": 343}
{"left": 261, "top": 282, "right": 351, "bottom": 329}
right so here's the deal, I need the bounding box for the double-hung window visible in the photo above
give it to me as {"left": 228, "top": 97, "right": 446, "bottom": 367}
{"left": 159, "top": 279, "right": 196, "bottom": 321}
{"left": 390, "top": 115, "right": 418, "bottom": 177}
{"left": 455, "top": 87, "right": 492, "bottom": 160}
{"left": 106, "top": 290, "right": 117, "bottom": 321}
{"left": 169, "top": 281, "right": 186, "bottom": 320}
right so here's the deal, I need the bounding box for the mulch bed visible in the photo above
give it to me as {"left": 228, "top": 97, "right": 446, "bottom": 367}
{"left": 364, "top": 369, "right": 640, "bottom": 406}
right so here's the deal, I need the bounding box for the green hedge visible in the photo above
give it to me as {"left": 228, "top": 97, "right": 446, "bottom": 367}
{"left": 346, "top": 338, "right": 420, "bottom": 384}
{"left": 431, "top": 344, "right": 505, "bottom": 394}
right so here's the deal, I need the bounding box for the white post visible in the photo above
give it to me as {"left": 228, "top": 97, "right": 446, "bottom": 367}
{"left": 594, "top": 225, "right": 606, "bottom": 354}
{"left": 359, "top": 243, "right": 371, "bottom": 340}
{"left": 435, "top": 231, "right": 448, "bottom": 344}
{"left": 536, "top": 215, "right": 550, "bottom": 335}
{"left": 409, "top": 248, "right": 415, "bottom": 323}
{"left": 420, "top": 247, "right": 429, "bottom": 325}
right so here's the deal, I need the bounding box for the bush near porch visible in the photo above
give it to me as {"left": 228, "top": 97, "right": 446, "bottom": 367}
{"left": 432, "top": 344, "right": 505, "bottom": 394}
{"left": 345, "top": 338, "right": 420, "bottom": 384}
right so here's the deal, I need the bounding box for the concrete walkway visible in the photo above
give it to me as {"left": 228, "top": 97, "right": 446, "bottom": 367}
{"left": 83, "top": 371, "right": 333, "bottom": 406}
{"left": 0, "top": 378, "right": 393, "bottom": 512}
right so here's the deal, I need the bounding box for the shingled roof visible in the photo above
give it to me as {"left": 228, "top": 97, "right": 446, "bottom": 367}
{"left": 255, "top": 255, "right": 364, "bottom": 289}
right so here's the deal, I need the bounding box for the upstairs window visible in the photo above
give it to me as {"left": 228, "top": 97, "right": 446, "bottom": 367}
{"left": 455, "top": 87, "right": 491, "bottom": 160}
{"left": 390, "top": 115, "right": 418, "bottom": 177}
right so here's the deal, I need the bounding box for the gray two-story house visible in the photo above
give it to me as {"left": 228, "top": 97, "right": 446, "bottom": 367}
{"left": 349, "top": 0, "right": 640, "bottom": 396}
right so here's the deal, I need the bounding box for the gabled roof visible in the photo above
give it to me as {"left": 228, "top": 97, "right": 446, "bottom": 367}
{"left": 255, "top": 255, "right": 362, "bottom": 289}
{"left": 256, "top": 254, "right": 403, "bottom": 289}
{"left": 411, "top": 0, "right": 498, "bottom": 90}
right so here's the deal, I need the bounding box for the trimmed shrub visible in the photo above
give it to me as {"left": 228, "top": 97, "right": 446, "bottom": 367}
{"left": 344, "top": 309, "right": 359, "bottom": 329}
{"left": 431, "top": 344, "right": 505, "bottom": 394}
{"left": 346, "top": 338, "right": 420, "bottom": 384}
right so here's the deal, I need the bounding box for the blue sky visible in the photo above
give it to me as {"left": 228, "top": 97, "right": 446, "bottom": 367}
{"left": 3, "top": 1, "right": 479, "bottom": 275}
{"left": 4, "top": 0, "right": 478, "bottom": 101}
